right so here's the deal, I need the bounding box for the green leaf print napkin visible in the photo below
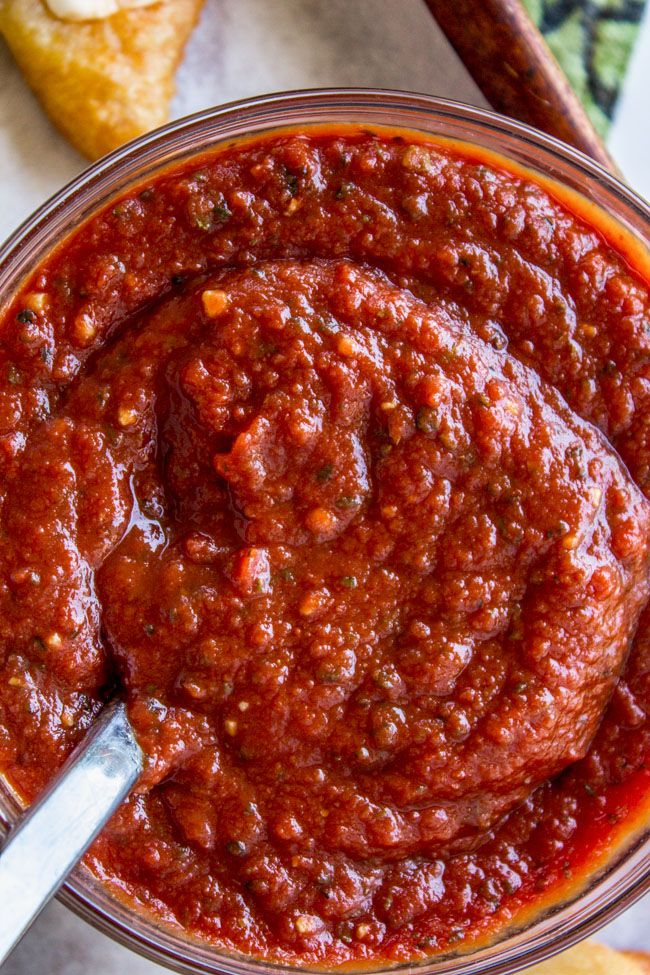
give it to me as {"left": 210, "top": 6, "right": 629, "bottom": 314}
{"left": 521, "top": 0, "right": 647, "bottom": 135}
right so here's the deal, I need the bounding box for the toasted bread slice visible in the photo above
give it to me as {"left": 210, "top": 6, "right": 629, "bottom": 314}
{"left": 530, "top": 941, "right": 648, "bottom": 974}
{"left": 624, "top": 953, "right": 650, "bottom": 975}
{"left": 0, "top": 0, "right": 204, "bottom": 160}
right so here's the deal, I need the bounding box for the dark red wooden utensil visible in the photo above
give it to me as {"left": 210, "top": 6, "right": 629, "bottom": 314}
{"left": 423, "top": 0, "right": 618, "bottom": 172}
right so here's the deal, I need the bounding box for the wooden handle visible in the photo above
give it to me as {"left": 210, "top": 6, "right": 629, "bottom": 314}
{"left": 423, "top": 0, "right": 617, "bottom": 173}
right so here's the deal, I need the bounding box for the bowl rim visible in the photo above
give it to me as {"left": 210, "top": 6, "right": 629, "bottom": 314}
{"left": 0, "top": 87, "right": 648, "bottom": 975}
{"left": 2, "top": 87, "right": 649, "bottom": 282}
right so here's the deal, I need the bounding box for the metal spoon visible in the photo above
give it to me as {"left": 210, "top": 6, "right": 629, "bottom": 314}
{"left": 0, "top": 700, "right": 142, "bottom": 965}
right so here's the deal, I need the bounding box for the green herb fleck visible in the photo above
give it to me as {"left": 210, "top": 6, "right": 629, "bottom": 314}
{"left": 416, "top": 406, "right": 438, "bottom": 434}
{"left": 17, "top": 309, "right": 36, "bottom": 325}
{"left": 316, "top": 316, "right": 337, "bottom": 334}
{"left": 255, "top": 341, "right": 278, "bottom": 358}
{"left": 489, "top": 332, "right": 507, "bottom": 351}
{"left": 214, "top": 203, "right": 232, "bottom": 223}
{"left": 416, "top": 937, "right": 438, "bottom": 951}
{"left": 335, "top": 495, "right": 357, "bottom": 509}
{"left": 192, "top": 213, "right": 213, "bottom": 231}
{"left": 337, "top": 921, "right": 354, "bottom": 944}
{"left": 7, "top": 364, "right": 22, "bottom": 385}
{"left": 315, "top": 463, "right": 334, "bottom": 483}
{"left": 546, "top": 519, "right": 570, "bottom": 539}
{"left": 143, "top": 623, "right": 156, "bottom": 636}
{"left": 372, "top": 669, "right": 395, "bottom": 689}
{"left": 340, "top": 575, "right": 357, "bottom": 588}
{"left": 284, "top": 171, "right": 299, "bottom": 196}
{"left": 318, "top": 665, "right": 344, "bottom": 684}
{"left": 226, "top": 839, "right": 247, "bottom": 857}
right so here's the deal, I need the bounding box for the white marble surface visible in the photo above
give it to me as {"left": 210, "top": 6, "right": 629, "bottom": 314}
{"left": 0, "top": 0, "right": 648, "bottom": 971}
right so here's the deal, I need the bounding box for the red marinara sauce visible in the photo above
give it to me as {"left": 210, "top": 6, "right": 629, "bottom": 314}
{"left": 0, "top": 129, "right": 649, "bottom": 965}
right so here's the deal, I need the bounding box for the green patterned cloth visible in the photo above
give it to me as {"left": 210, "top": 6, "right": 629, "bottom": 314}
{"left": 521, "top": 0, "right": 647, "bottom": 134}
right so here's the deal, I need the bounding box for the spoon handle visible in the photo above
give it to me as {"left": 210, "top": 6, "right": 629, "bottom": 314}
{"left": 0, "top": 700, "right": 142, "bottom": 965}
{"left": 422, "top": 0, "right": 618, "bottom": 173}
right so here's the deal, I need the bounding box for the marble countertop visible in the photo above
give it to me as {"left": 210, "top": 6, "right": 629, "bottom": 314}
{"left": 0, "top": 1, "right": 648, "bottom": 971}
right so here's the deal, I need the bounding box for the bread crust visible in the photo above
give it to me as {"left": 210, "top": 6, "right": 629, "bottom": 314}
{"left": 527, "top": 941, "right": 649, "bottom": 974}
{"left": 0, "top": 0, "right": 204, "bottom": 159}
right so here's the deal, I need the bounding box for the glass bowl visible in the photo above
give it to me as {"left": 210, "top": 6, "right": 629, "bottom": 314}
{"left": 0, "top": 89, "right": 648, "bottom": 975}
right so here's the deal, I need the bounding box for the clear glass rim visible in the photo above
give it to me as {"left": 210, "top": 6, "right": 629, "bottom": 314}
{"left": 0, "top": 88, "right": 648, "bottom": 975}
{"left": 2, "top": 88, "right": 649, "bottom": 285}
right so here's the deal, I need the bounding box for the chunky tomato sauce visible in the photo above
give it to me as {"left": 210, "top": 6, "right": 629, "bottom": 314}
{"left": 0, "top": 130, "right": 649, "bottom": 965}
